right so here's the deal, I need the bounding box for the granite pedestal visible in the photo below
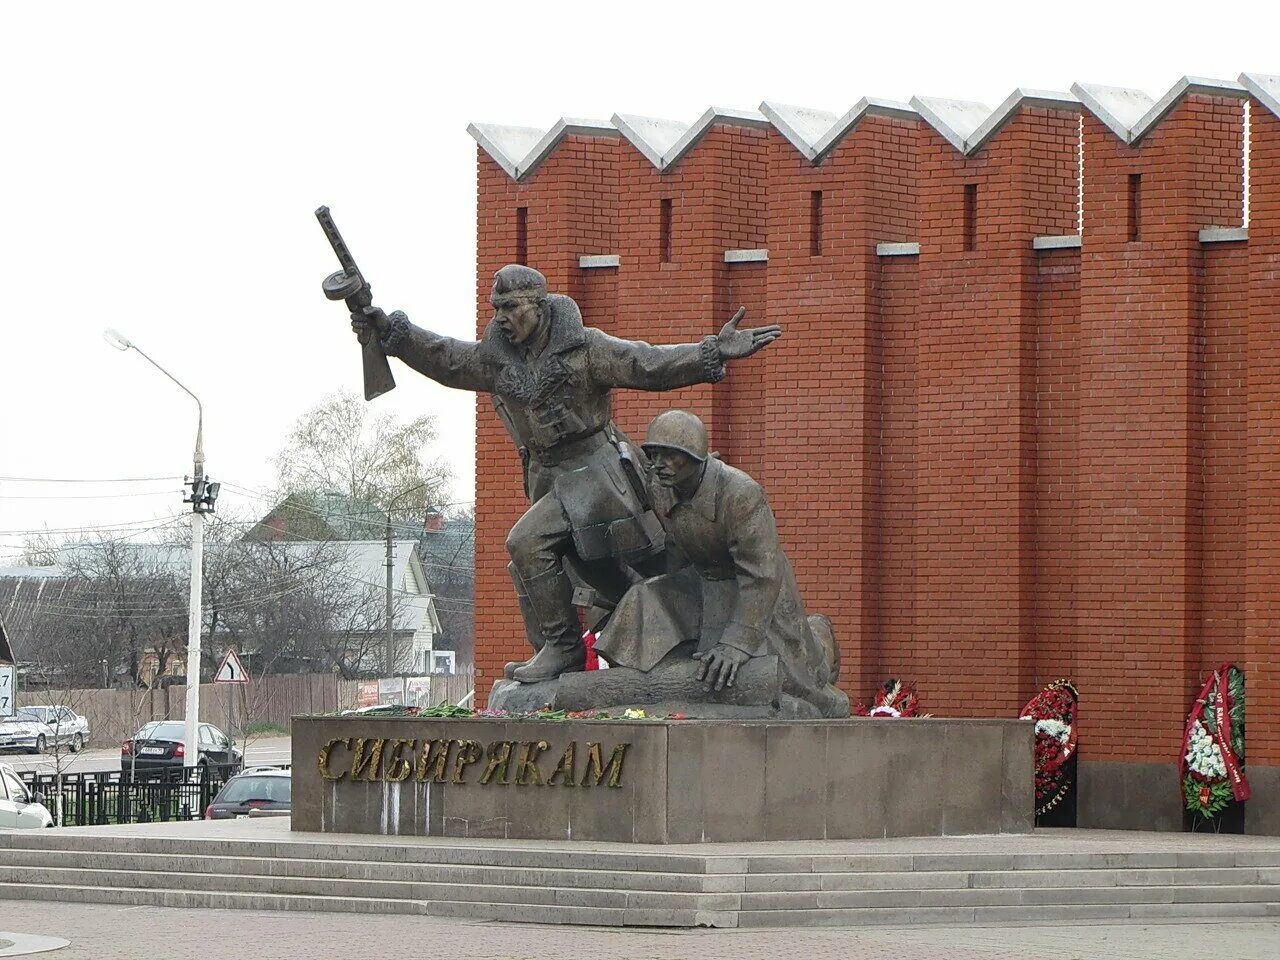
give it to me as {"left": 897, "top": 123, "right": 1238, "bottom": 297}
{"left": 292, "top": 717, "right": 1034, "bottom": 843}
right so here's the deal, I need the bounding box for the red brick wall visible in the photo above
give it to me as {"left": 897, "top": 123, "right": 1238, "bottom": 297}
{"left": 1248, "top": 105, "right": 1280, "bottom": 768}
{"left": 468, "top": 96, "right": 1275, "bottom": 774}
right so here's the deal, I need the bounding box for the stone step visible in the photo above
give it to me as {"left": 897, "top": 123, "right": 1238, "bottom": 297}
{"left": 0, "top": 848, "right": 724, "bottom": 893}
{"left": 4, "top": 876, "right": 1275, "bottom": 929}
{"left": 5, "top": 844, "right": 1274, "bottom": 899}
{"left": 0, "top": 881, "right": 432, "bottom": 916}
{"left": 3, "top": 860, "right": 1274, "bottom": 916}
{"left": 0, "top": 881, "right": 713, "bottom": 928}
{"left": 5, "top": 831, "right": 1278, "bottom": 875}
{"left": 0, "top": 833, "right": 720, "bottom": 874}
{"left": 737, "top": 883, "right": 1280, "bottom": 911}
{"left": 0, "top": 865, "right": 737, "bottom": 911}
{"left": 734, "top": 901, "right": 1280, "bottom": 928}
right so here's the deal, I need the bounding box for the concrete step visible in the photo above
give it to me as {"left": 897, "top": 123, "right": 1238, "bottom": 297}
{"left": 735, "top": 901, "right": 1280, "bottom": 928}
{"left": 737, "top": 883, "right": 1280, "bottom": 911}
{"left": 0, "top": 833, "right": 719, "bottom": 874}
{"left": 4, "top": 846, "right": 1274, "bottom": 899}
{"left": 0, "top": 864, "right": 738, "bottom": 911}
{"left": 7, "top": 831, "right": 1279, "bottom": 874}
{"left": 3, "top": 828, "right": 1278, "bottom": 928}
{"left": 0, "top": 848, "right": 725, "bottom": 893}
{"left": 0, "top": 881, "right": 432, "bottom": 916}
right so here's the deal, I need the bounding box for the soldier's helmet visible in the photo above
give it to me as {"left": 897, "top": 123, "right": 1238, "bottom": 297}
{"left": 490, "top": 264, "right": 548, "bottom": 307}
{"left": 642, "top": 410, "right": 709, "bottom": 462}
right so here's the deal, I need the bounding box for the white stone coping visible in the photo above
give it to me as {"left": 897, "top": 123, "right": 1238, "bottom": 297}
{"left": 724, "top": 249, "right": 768, "bottom": 263}
{"left": 1199, "top": 227, "right": 1249, "bottom": 244}
{"left": 578, "top": 254, "right": 621, "bottom": 269}
{"left": 1071, "top": 77, "right": 1246, "bottom": 146}
{"left": 1241, "top": 73, "right": 1280, "bottom": 120}
{"left": 467, "top": 118, "right": 618, "bottom": 181}
{"left": 910, "top": 89, "right": 1080, "bottom": 157}
{"left": 1033, "top": 234, "right": 1083, "bottom": 250}
{"left": 876, "top": 242, "right": 920, "bottom": 257}
{"left": 612, "top": 107, "right": 768, "bottom": 172}
{"left": 759, "top": 97, "right": 917, "bottom": 163}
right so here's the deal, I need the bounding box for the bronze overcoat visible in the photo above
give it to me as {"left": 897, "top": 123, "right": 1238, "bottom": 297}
{"left": 382, "top": 295, "right": 726, "bottom": 562}
{"left": 595, "top": 456, "right": 848, "bottom": 717}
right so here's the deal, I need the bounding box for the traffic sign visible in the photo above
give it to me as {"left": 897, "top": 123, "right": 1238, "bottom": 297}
{"left": 214, "top": 649, "right": 249, "bottom": 684}
{"left": 0, "top": 664, "right": 13, "bottom": 717}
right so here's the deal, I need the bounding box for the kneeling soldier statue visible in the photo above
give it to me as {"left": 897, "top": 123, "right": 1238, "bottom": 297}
{"left": 594, "top": 410, "right": 848, "bottom": 718}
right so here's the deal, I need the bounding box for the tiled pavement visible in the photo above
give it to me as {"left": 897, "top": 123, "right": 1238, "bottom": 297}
{"left": 1, "top": 903, "right": 1277, "bottom": 959}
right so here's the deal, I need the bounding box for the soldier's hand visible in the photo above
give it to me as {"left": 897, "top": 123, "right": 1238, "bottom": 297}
{"left": 716, "top": 307, "right": 782, "bottom": 360}
{"left": 351, "top": 305, "right": 391, "bottom": 345}
{"left": 693, "top": 643, "right": 751, "bottom": 691}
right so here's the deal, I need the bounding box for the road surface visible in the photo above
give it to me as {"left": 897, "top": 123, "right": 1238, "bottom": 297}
{"left": 0, "top": 735, "right": 291, "bottom": 775}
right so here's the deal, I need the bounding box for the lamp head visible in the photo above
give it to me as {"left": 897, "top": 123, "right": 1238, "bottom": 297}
{"left": 103, "top": 328, "right": 133, "bottom": 351}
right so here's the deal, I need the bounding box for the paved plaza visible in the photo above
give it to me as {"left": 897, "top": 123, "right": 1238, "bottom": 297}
{"left": 0, "top": 902, "right": 1276, "bottom": 959}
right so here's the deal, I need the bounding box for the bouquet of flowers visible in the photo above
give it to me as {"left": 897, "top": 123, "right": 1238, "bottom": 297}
{"left": 1019, "top": 680, "right": 1078, "bottom": 815}
{"left": 1180, "top": 664, "right": 1248, "bottom": 819}
{"left": 853, "top": 679, "right": 922, "bottom": 718}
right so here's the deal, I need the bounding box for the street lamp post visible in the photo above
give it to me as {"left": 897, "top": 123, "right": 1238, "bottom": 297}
{"left": 104, "top": 328, "right": 215, "bottom": 768}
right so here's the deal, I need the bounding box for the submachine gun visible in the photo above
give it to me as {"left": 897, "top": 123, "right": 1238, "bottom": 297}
{"left": 315, "top": 206, "right": 396, "bottom": 401}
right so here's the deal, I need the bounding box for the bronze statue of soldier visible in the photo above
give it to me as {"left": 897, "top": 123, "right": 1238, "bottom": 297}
{"left": 349, "top": 265, "right": 780, "bottom": 683}
{"left": 594, "top": 410, "right": 848, "bottom": 718}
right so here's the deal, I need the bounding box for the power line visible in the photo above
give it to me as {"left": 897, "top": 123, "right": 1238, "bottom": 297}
{"left": 0, "top": 475, "right": 185, "bottom": 484}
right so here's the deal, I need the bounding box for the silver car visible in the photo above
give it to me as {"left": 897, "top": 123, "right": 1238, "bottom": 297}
{"left": 0, "top": 706, "right": 91, "bottom": 754}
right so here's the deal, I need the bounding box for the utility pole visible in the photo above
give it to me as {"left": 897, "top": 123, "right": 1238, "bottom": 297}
{"left": 385, "top": 511, "right": 395, "bottom": 676}
{"left": 104, "top": 328, "right": 217, "bottom": 767}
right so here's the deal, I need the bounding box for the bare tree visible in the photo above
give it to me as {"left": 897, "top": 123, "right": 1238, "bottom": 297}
{"left": 274, "top": 390, "right": 451, "bottom": 522}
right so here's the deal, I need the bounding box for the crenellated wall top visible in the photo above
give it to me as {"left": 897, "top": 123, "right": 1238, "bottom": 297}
{"left": 469, "top": 74, "right": 1270, "bottom": 180}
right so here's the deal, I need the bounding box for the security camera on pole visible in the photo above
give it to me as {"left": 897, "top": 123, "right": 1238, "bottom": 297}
{"left": 104, "top": 328, "right": 219, "bottom": 768}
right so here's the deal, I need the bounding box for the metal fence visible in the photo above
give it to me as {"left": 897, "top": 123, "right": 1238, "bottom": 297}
{"left": 17, "top": 763, "right": 284, "bottom": 827}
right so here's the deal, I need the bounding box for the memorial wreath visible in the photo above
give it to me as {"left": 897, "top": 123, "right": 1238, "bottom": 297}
{"left": 853, "top": 679, "right": 923, "bottom": 718}
{"left": 1180, "top": 663, "right": 1249, "bottom": 820}
{"left": 1019, "top": 679, "right": 1078, "bottom": 815}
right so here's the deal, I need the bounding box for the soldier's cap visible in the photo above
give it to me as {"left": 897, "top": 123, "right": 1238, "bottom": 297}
{"left": 490, "top": 264, "right": 548, "bottom": 307}
{"left": 642, "top": 410, "right": 709, "bottom": 462}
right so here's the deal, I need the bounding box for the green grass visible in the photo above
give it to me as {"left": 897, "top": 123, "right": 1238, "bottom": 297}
{"left": 243, "top": 720, "right": 288, "bottom": 737}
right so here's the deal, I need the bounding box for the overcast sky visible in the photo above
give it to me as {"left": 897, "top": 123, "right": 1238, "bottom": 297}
{"left": 0, "top": 0, "right": 1273, "bottom": 559}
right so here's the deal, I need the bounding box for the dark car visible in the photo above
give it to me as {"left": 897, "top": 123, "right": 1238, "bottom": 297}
{"left": 121, "top": 720, "right": 242, "bottom": 776}
{"left": 204, "top": 768, "right": 291, "bottom": 820}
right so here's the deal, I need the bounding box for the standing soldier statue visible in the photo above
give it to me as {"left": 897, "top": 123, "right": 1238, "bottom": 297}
{"left": 345, "top": 263, "right": 780, "bottom": 683}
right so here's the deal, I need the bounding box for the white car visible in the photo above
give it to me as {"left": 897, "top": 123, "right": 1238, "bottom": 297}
{"left": 0, "top": 705, "right": 91, "bottom": 754}
{"left": 0, "top": 761, "right": 52, "bottom": 829}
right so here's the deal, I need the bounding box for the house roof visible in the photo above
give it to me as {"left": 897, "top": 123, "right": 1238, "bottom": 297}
{"left": 0, "top": 538, "right": 441, "bottom": 646}
{"left": 0, "top": 615, "right": 13, "bottom": 664}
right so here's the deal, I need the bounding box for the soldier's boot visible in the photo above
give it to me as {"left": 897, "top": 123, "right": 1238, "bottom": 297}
{"left": 511, "top": 568, "right": 587, "bottom": 684}
{"left": 504, "top": 563, "right": 545, "bottom": 680}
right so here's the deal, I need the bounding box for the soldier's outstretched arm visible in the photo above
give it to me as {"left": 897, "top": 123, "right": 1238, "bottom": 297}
{"left": 587, "top": 307, "right": 781, "bottom": 391}
{"left": 352, "top": 307, "right": 495, "bottom": 393}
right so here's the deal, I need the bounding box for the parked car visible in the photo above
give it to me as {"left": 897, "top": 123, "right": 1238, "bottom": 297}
{"left": 204, "top": 767, "right": 291, "bottom": 820}
{"left": 0, "top": 715, "right": 44, "bottom": 754}
{"left": 121, "top": 720, "right": 242, "bottom": 776}
{"left": 0, "top": 761, "right": 52, "bottom": 828}
{"left": 13, "top": 705, "right": 91, "bottom": 753}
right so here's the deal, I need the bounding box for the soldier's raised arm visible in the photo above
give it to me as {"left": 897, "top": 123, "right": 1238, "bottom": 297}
{"left": 353, "top": 306, "right": 496, "bottom": 394}
{"left": 587, "top": 308, "right": 782, "bottom": 392}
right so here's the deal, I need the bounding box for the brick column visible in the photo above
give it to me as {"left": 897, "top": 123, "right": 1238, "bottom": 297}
{"left": 760, "top": 111, "right": 918, "bottom": 701}
{"left": 1075, "top": 91, "right": 1243, "bottom": 824}
{"left": 913, "top": 105, "right": 1078, "bottom": 717}
{"left": 1246, "top": 88, "right": 1280, "bottom": 831}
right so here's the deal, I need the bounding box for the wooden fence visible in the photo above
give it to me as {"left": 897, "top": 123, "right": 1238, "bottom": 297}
{"left": 16, "top": 670, "right": 475, "bottom": 746}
